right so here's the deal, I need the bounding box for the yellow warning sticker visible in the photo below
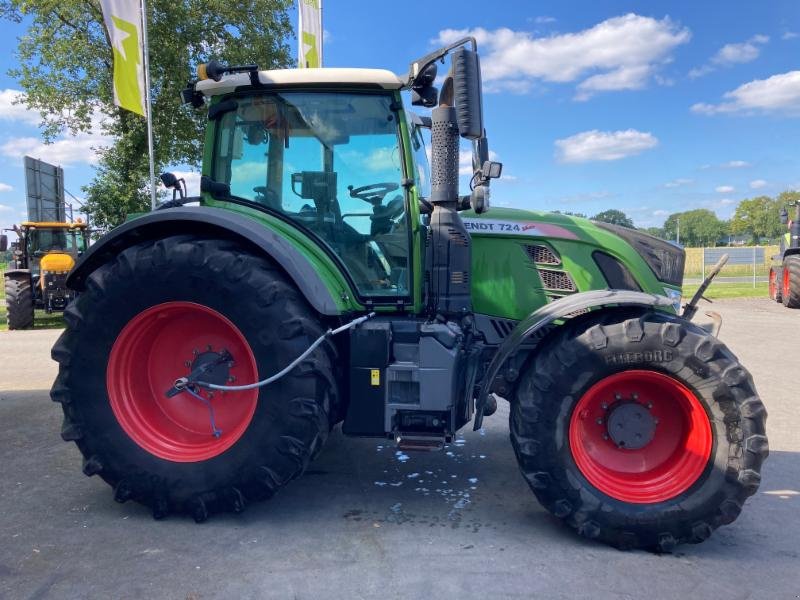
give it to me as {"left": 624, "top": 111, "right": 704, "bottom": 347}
{"left": 370, "top": 369, "right": 380, "bottom": 386}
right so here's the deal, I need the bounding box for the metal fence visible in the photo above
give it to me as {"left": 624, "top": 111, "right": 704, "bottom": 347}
{"left": 683, "top": 246, "right": 777, "bottom": 286}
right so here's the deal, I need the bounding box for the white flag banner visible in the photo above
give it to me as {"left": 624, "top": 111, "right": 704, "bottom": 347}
{"left": 99, "top": 0, "right": 147, "bottom": 116}
{"left": 298, "top": 0, "right": 322, "bottom": 68}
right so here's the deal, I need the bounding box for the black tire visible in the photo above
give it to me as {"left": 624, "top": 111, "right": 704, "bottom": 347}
{"left": 510, "top": 309, "right": 768, "bottom": 551}
{"left": 51, "top": 236, "right": 340, "bottom": 521}
{"left": 4, "top": 272, "right": 34, "bottom": 330}
{"left": 782, "top": 256, "right": 800, "bottom": 308}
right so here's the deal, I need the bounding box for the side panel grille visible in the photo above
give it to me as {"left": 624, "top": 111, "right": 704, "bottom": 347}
{"left": 523, "top": 244, "right": 560, "bottom": 265}
{"left": 490, "top": 318, "right": 517, "bottom": 339}
{"left": 538, "top": 269, "right": 577, "bottom": 292}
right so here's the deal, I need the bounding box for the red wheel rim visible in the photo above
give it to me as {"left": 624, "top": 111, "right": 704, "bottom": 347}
{"left": 569, "top": 370, "right": 712, "bottom": 504}
{"left": 784, "top": 267, "right": 791, "bottom": 299}
{"left": 769, "top": 270, "right": 777, "bottom": 299}
{"left": 107, "top": 302, "right": 259, "bottom": 462}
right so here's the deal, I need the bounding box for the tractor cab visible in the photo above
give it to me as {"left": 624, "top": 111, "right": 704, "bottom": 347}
{"left": 208, "top": 89, "right": 415, "bottom": 297}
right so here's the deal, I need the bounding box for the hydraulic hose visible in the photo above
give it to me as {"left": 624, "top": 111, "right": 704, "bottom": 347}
{"left": 170, "top": 312, "right": 375, "bottom": 394}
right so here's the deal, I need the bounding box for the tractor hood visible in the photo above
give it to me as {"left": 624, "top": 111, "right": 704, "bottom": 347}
{"left": 462, "top": 208, "right": 685, "bottom": 314}
{"left": 462, "top": 207, "right": 589, "bottom": 241}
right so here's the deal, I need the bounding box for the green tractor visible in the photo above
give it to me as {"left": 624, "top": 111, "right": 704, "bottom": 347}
{"left": 769, "top": 200, "right": 800, "bottom": 307}
{"left": 52, "top": 39, "right": 767, "bottom": 550}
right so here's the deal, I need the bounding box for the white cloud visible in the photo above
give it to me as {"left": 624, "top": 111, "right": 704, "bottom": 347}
{"left": 0, "top": 129, "right": 112, "bottom": 166}
{"left": 715, "top": 185, "right": 735, "bottom": 193}
{"left": 691, "top": 70, "right": 800, "bottom": 115}
{"left": 722, "top": 160, "right": 750, "bottom": 168}
{"left": 0, "top": 203, "right": 12, "bottom": 212}
{"left": 575, "top": 65, "right": 652, "bottom": 101}
{"left": 664, "top": 177, "right": 693, "bottom": 188}
{"left": 653, "top": 209, "right": 669, "bottom": 216}
{"left": 689, "top": 35, "right": 769, "bottom": 78}
{"left": 713, "top": 35, "right": 769, "bottom": 66}
{"left": 554, "top": 129, "right": 658, "bottom": 163}
{"left": 750, "top": 179, "right": 767, "bottom": 189}
{"left": 783, "top": 31, "right": 799, "bottom": 40}
{"left": 718, "top": 198, "right": 735, "bottom": 205}
{"left": 323, "top": 29, "right": 333, "bottom": 44}
{"left": 436, "top": 14, "right": 689, "bottom": 98}
{"left": 0, "top": 182, "right": 12, "bottom": 192}
{"left": 533, "top": 16, "right": 556, "bottom": 24}
{"left": 0, "top": 89, "right": 41, "bottom": 125}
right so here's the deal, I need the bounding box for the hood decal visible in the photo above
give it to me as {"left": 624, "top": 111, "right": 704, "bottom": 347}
{"left": 462, "top": 218, "right": 579, "bottom": 240}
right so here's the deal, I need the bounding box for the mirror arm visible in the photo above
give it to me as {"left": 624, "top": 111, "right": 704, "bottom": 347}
{"left": 405, "top": 37, "right": 478, "bottom": 88}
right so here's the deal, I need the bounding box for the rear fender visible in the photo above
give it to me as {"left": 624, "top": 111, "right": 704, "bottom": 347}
{"left": 67, "top": 207, "right": 342, "bottom": 315}
{"left": 474, "top": 290, "right": 674, "bottom": 430}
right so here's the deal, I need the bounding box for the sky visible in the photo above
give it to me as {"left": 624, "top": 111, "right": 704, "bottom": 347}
{"left": 1, "top": 0, "right": 799, "bottom": 233}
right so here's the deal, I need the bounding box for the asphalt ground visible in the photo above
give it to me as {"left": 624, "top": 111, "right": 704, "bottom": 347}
{"left": 0, "top": 298, "right": 798, "bottom": 599}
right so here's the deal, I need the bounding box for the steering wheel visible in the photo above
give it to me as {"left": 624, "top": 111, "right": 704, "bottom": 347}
{"left": 348, "top": 182, "right": 400, "bottom": 206}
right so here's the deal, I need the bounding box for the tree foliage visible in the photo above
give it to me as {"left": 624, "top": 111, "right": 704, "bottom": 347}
{"left": 2, "top": 0, "right": 294, "bottom": 230}
{"left": 729, "top": 195, "right": 784, "bottom": 244}
{"left": 642, "top": 226, "right": 665, "bottom": 239}
{"left": 591, "top": 209, "right": 634, "bottom": 228}
{"left": 663, "top": 209, "right": 728, "bottom": 247}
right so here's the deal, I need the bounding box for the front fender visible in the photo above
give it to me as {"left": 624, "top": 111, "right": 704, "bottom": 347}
{"left": 67, "top": 207, "right": 342, "bottom": 315}
{"left": 474, "top": 290, "right": 674, "bottom": 430}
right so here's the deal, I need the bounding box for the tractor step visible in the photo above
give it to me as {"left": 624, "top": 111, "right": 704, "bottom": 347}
{"left": 395, "top": 433, "right": 450, "bottom": 452}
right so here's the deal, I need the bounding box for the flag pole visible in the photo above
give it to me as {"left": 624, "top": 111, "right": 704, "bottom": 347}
{"left": 140, "top": 0, "right": 156, "bottom": 210}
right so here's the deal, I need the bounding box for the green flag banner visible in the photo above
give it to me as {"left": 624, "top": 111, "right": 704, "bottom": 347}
{"left": 298, "top": 0, "right": 322, "bottom": 68}
{"left": 100, "top": 0, "right": 146, "bottom": 116}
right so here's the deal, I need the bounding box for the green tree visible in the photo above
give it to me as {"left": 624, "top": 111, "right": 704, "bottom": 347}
{"left": 663, "top": 209, "right": 727, "bottom": 247}
{"left": 591, "top": 209, "right": 634, "bottom": 228}
{"left": 2, "top": 0, "right": 294, "bottom": 230}
{"left": 730, "top": 196, "right": 783, "bottom": 244}
{"left": 642, "top": 226, "right": 665, "bottom": 239}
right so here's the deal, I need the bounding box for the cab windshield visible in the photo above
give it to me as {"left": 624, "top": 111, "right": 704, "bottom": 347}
{"left": 213, "top": 92, "right": 410, "bottom": 298}
{"left": 26, "top": 228, "right": 87, "bottom": 255}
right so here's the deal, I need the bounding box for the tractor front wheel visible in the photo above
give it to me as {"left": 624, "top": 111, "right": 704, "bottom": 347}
{"left": 510, "top": 310, "right": 768, "bottom": 550}
{"left": 51, "top": 236, "right": 339, "bottom": 521}
{"left": 4, "top": 271, "right": 34, "bottom": 330}
{"left": 781, "top": 256, "right": 800, "bottom": 308}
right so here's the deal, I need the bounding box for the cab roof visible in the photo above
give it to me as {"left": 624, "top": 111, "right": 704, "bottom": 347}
{"left": 21, "top": 221, "right": 87, "bottom": 229}
{"left": 196, "top": 68, "right": 406, "bottom": 97}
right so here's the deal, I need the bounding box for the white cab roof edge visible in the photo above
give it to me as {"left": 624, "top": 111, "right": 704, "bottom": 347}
{"left": 196, "top": 68, "right": 406, "bottom": 96}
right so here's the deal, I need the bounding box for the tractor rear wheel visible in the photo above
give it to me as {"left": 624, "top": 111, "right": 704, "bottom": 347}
{"left": 51, "top": 236, "right": 339, "bottom": 521}
{"left": 510, "top": 310, "right": 768, "bottom": 551}
{"left": 4, "top": 272, "right": 34, "bottom": 330}
{"left": 782, "top": 256, "right": 800, "bottom": 308}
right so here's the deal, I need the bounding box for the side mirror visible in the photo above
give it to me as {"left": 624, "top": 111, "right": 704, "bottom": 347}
{"left": 160, "top": 172, "right": 179, "bottom": 189}
{"left": 452, "top": 47, "right": 484, "bottom": 140}
{"left": 0, "top": 234, "right": 7, "bottom": 252}
{"left": 779, "top": 207, "right": 788, "bottom": 225}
